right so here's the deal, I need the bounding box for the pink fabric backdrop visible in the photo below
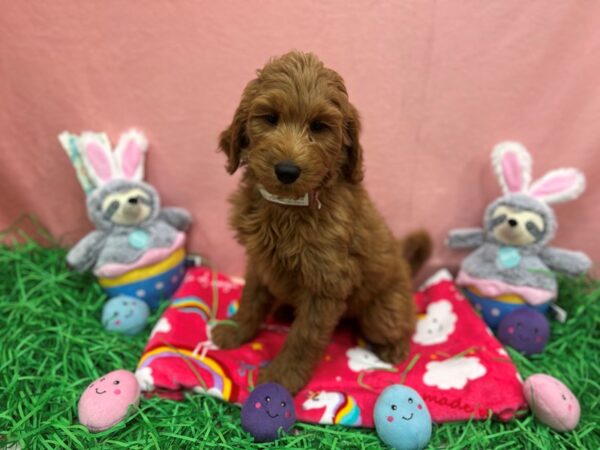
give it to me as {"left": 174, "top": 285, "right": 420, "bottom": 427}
{"left": 1, "top": 1, "right": 598, "bottom": 277}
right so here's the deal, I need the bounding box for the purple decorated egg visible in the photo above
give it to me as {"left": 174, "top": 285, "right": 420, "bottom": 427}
{"left": 78, "top": 370, "right": 140, "bottom": 432}
{"left": 523, "top": 374, "right": 580, "bottom": 432}
{"left": 241, "top": 383, "right": 296, "bottom": 442}
{"left": 497, "top": 308, "right": 549, "bottom": 355}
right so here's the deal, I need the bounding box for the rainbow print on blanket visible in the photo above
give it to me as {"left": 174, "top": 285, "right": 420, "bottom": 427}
{"left": 137, "top": 346, "right": 234, "bottom": 401}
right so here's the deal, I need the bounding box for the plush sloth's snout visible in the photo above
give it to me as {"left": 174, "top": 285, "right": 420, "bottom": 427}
{"left": 122, "top": 196, "right": 146, "bottom": 219}
{"left": 274, "top": 162, "right": 302, "bottom": 184}
{"left": 122, "top": 201, "right": 142, "bottom": 218}
{"left": 508, "top": 218, "right": 518, "bottom": 227}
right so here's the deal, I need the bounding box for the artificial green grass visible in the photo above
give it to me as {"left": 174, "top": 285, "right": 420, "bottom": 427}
{"left": 0, "top": 241, "right": 598, "bottom": 450}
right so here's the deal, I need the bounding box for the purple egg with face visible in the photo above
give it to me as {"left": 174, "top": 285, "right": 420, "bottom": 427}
{"left": 241, "top": 383, "right": 296, "bottom": 442}
{"left": 497, "top": 308, "right": 550, "bottom": 355}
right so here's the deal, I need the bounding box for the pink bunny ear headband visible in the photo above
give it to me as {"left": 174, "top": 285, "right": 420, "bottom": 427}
{"left": 58, "top": 129, "right": 148, "bottom": 194}
{"left": 491, "top": 141, "right": 586, "bottom": 204}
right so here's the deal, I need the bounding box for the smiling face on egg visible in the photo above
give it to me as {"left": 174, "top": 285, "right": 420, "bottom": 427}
{"left": 374, "top": 385, "right": 432, "bottom": 450}
{"left": 78, "top": 370, "right": 140, "bottom": 432}
{"left": 497, "top": 308, "right": 550, "bottom": 355}
{"left": 101, "top": 295, "right": 150, "bottom": 336}
{"left": 523, "top": 374, "right": 580, "bottom": 432}
{"left": 240, "top": 383, "right": 296, "bottom": 442}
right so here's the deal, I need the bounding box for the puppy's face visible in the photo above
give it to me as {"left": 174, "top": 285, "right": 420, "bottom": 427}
{"left": 220, "top": 52, "right": 363, "bottom": 196}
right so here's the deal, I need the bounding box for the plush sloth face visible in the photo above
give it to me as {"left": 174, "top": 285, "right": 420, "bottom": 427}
{"left": 87, "top": 180, "right": 160, "bottom": 230}
{"left": 489, "top": 205, "right": 546, "bottom": 246}
{"left": 101, "top": 188, "right": 153, "bottom": 226}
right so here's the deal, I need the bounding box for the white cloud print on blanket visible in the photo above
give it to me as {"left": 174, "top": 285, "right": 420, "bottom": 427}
{"left": 150, "top": 317, "right": 171, "bottom": 338}
{"left": 346, "top": 347, "right": 394, "bottom": 372}
{"left": 413, "top": 300, "right": 457, "bottom": 345}
{"left": 423, "top": 356, "right": 487, "bottom": 390}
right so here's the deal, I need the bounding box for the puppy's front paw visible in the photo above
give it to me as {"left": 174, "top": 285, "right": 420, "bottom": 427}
{"left": 373, "top": 341, "right": 411, "bottom": 365}
{"left": 257, "top": 360, "right": 309, "bottom": 395}
{"left": 210, "top": 322, "right": 249, "bottom": 349}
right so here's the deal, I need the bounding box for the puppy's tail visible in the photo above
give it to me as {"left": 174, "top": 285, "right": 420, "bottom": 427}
{"left": 401, "top": 229, "right": 433, "bottom": 276}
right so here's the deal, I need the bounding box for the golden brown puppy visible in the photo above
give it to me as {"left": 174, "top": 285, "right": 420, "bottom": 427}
{"left": 212, "top": 51, "right": 432, "bottom": 394}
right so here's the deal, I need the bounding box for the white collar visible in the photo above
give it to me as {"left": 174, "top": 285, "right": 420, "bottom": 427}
{"left": 258, "top": 185, "right": 322, "bottom": 209}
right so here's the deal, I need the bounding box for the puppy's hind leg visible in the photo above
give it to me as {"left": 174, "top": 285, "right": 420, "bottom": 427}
{"left": 358, "top": 287, "right": 416, "bottom": 364}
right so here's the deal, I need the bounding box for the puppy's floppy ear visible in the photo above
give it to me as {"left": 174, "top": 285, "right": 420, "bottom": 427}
{"left": 342, "top": 103, "right": 364, "bottom": 183}
{"left": 219, "top": 79, "right": 258, "bottom": 174}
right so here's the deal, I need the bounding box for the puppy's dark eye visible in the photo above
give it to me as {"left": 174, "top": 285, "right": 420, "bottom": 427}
{"left": 310, "top": 120, "right": 326, "bottom": 133}
{"left": 391, "top": 404, "right": 397, "bottom": 410}
{"left": 264, "top": 113, "right": 278, "bottom": 126}
{"left": 265, "top": 396, "right": 271, "bottom": 403}
{"left": 280, "top": 401, "right": 286, "bottom": 407}
{"left": 113, "top": 380, "right": 120, "bottom": 385}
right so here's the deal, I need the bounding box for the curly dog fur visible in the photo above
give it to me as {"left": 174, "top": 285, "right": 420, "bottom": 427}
{"left": 211, "top": 51, "right": 432, "bottom": 394}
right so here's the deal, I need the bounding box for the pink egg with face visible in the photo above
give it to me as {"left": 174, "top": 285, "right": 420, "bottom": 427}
{"left": 523, "top": 374, "right": 580, "bottom": 432}
{"left": 78, "top": 369, "right": 140, "bottom": 432}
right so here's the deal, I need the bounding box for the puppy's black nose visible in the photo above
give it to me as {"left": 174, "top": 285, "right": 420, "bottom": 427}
{"left": 274, "top": 163, "right": 301, "bottom": 184}
{"left": 508, "top": 218, "right": 518, "bottom": 227}
{"left": 128, "top": 197, "right": 139, "bottom": 205}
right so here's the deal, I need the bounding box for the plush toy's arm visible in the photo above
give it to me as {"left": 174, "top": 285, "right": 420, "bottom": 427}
{"left": 539, "top": 247, "right": 592, "bottom": 276}
{"left": 447, "top": 228, "right": 485, "bottom": 249}
{"left": 159, "top": 207, "right": 192, "bottom": 231}
{"left": 66, "top": 231, "right": 106, "bottom": 272}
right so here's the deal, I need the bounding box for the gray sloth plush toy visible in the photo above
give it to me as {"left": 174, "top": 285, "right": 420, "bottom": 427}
{"left": 59, "top": 129, "right": 191, "bottom": 311}
{"left": 68, "top": 178, "right": 190, "bottom": 274}
{"left": 448, "top": 142, "right": 591, "bottom": 327}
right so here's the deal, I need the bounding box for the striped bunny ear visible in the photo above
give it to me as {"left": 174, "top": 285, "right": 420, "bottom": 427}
{"left": 528, "top": 168, "right": 586, "bottom": 204}
{"left": 80, "top": 132, "right": 119, "bottom": 186}
{"left": 58, "top": 131, "right": 98, "bottom": 194}
{"left": 114, "top": 129, "right": 147, "bottom": 181}
{"left": 491, "top": 141, "right": 532, "bottom": 194}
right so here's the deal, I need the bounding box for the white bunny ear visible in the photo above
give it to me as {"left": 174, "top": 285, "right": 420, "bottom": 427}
{"left": 114, "top": 129, "right": 147, "bottom": 181}
{"left": 80, "top": 132, "right": 118, "bottom": 186}
{"left": 528, "top": 168, "right": 586, "bottom": 204}
{"left": 491, "top": 141, "right": 532, "bottom": 194}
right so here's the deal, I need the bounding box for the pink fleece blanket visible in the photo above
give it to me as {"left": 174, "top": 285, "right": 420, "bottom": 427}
{"left": 135, "top": 267, "right": 527, "bottom": 427}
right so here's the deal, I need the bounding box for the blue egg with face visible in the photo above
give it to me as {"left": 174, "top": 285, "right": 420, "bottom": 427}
{"left": 241, "top": 383, "right": 296, "bottom": 442}
{"left": 374, "top": 385, "right": 432, "bottom": 450}
{"left": 101, "top": 295, "right": 150, "bottom": 336}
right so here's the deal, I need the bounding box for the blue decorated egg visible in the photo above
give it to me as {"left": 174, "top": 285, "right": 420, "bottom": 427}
{"left": 98, "top": 248, "right": 186, "bottom": 309}
{"left": 374, "top": 385, "right": 432, "bottom": 450}
{"left": 462, "top": 287, "right": 550, "bottom": 330}
{"left": 102, "top": 295, "right": 150, "bottom": 335}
